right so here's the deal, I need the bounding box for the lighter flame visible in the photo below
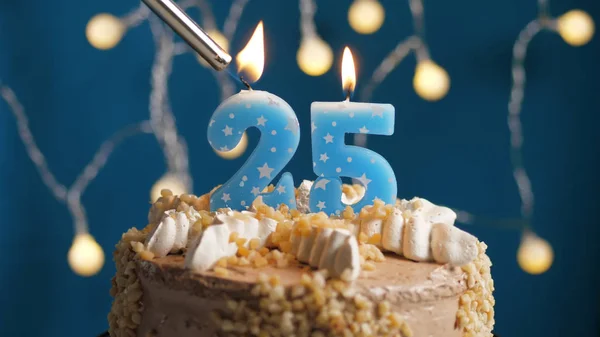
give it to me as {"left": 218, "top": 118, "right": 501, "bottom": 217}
{"left": 341, "top": 47, "right": 356, "bottom": 97}
{"left": 236, "top": 21, "right": 265, "bottom": 83}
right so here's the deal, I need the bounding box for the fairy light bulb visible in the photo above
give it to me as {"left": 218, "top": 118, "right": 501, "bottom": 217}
{"left": 197, "top": 30, "right": 230, "bottom": 67}
{"left": 86, "top": 13, "right": 125, "bottom": 50}
{"left": 214, "top": 131, "right": 248, "bottom": 159}
{"left": 557, "top": 10, "right": 595, "bottom": 46}
{"left": 297, "top": 37, "right": 334, "bottom": 76}
{"left": 348, "top": 0, "right": 385, "bottom": 35}
{"left": 68, "top": 233, "right": 105, "bottom": 277}
{"left": 151, "top": 174, "right": 187, "bottom": 202}
{"left": 413, "top": 60, "right": 450, "bottom": 101}
{"left": 517, "top": 231, "right": 554, "bottom": 275}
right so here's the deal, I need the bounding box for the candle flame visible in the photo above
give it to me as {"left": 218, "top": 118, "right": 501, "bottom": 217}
{"left": 341, "top": 46, "right": 356, "bottom": 98}
{"left": 236, "top": 21, "right": 265, "bottom": 83}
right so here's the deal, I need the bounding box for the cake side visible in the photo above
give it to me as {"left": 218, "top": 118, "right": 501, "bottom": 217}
{"left": 108, "top": 186, "right": 495, "bottom": 337}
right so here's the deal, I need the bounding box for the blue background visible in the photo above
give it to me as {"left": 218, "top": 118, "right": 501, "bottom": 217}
{"left": 1, "top": 0, "right": 599, "bottom": 336}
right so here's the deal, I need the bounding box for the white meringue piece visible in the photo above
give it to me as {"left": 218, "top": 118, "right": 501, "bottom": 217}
{"left": 309, "top": 228, "right": 333, "bottom": 268}
{"left": 402, "top": 214, "right": 433, "bottom": 262}
{"left": 341, "top": 185, "right": 365, "bottom": 205}
{"left": 431, "top": 223, "right": 478, "bottom": 266}
{"left": 296, "top": 180, "right": 313, "bottom": 213}
{"left": 145, "top": 215, "right": 177, "bottom": 257}
{"left": 297, "top": 227, "right": 318, "bottom": 263}
{"left": 171, "top": 211, "right": 190, "bottom": 252}
{"left": 290, "top": 228, "right": 302, "bottom": 255}
{"left": 360, "top": 217, "right": 384, "bottom": 247}
{"left": 184, "top": 224, "right": 237, "bottom": 272}
{"left": 319, "top": 229, "right": 351, "bottom": 271}
{"left": 398, "top": 197, "right": 456, "bottom": 227}
{"left": 257, "top": 217, "right": 278, "bottom": 247}
{"left": 381, "top": 208, "right": 405, "bottom": 255}
{"left": 333, "top": 236, "right": 361, "bottom": 281}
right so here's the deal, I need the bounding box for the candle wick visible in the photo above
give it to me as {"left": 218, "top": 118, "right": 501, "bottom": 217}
{"left": 240, "top": 76, "right": 253, "bottom": 90}
{"left": 345, "top": 90, "right": 352, "bottom": 102}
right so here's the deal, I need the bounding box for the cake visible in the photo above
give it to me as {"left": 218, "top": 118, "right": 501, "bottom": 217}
{"left": 108, "top": 182, "right": 495, "bottom": 337}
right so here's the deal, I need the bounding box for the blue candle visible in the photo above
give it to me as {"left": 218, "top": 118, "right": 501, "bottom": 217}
{"left": 309, "top": 47, "right": 397, "bottom": 215}
{"left": 207, "top": 90, "right": 300, "bottom": 211}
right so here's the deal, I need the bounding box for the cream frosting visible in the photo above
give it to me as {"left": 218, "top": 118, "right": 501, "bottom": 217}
{"left": 292, "top": 225, "right": 361, "bottom": 280}
{"left": 184, "top": 210, "right": 278, "bottom": 272}
{"left": 145, "top": 208, "right": 199, "bottom": 257}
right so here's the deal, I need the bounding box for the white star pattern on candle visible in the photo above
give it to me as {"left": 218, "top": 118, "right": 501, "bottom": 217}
{"left": 229, "top": 113, "right": 235, "bottom": 119}
{"left": 323, "top": 133, "right": 334, "bottom": 144}
{"left": 359, "top": 126, "right": 370, "bottom": 134}
{"left": 276, "top": 185, "right": 286, "bottom": 194}
{"left": 357, "top": 173, "right": 372, "bottom": 187}
{"left": 370, "top": 158, "right": 376, "bottom": 164}
{"left": 285, "top": 117, "right": 299, "bottom": 135}
{"left": 209, "top": 119, "right": 216, "bottom": 127}
{"left": 319, "top": 153, "right": 329, "bottom": 163}
{"left": 219, "top": 146, "right": 229, "bottom": 151}
{"left": 257, "top": 115, "right": 267, "bottom": 126}
{"left": 257, "top": 163, "right": 274, "bottom": 179}
{"left": 242, "top": 176, "right": 248, "bottom": 181}
{"left": 349, "top": 112, "right": 355, "bottom": 118}
{"left": 314, "top": 179, "right": 330, "bottom": 190}
{"left": 316, "top": 201, "right": 326, "bottom": 210}
{"left": 311, "top": 122, "right": 317, "bottom": 133}
{"left": 267, "top": 97, "right": 280, "bottom": 106}
{"left": 251, "top": 186, "right": 261, "bottom": 196}
{"left": 239, "top": 181, "right": 245, "bottom": 187}
{"left": 221, "top": 193, "right": 231, "bottom": 203}
{"left": 372, "top": 105, "right": 384, "bottom": 118}
{"left": 241, "top": 201, "right": 246, "bottom": 206}
{"left": 222, "top": 125, "right": 233, "bottom": 136}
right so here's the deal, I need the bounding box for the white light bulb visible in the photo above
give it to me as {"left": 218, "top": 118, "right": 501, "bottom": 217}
{"left": 68, "top": 233, "right": 105, "bottom": 277}
{"left": 86, "top": 13, "right": 125, "bottom": 50}
{"left": 348, "top": 0, "right": 385, "bottom": 35}
{"left": 214, "top": 131, "right": 248, "bottom": 160}
{"left": 558, "top": 10, "right": 595, "bottom": 47}
{"left": 413, "top": 60, "right": 450, "bottom": 101}
{"left": 197, "top": 30, "right": 230, "bottom": 67}
{"left": 151, "top": 174, "right": 187, "bottom": 202}
{"left": 517, "top": 231, "right": 554, "bottom": 275}
{"left": 297, "top": 37, "right": 334, "bottom": 76}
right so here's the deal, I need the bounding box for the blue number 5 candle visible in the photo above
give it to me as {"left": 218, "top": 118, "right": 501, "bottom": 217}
{"left": 309, "top": 47, "right": 397, "bottom": 215}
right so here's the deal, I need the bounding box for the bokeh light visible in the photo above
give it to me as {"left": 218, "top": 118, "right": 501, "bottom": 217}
{"left": 413, "top": 60, "right": 450, "bottom": 101}
{"left": 517, "top": 231, "right": 554, "bottom": 275}
{"left": 68, "top": 233, "right": 105, "bottom": 277}
{"left": 86, "top": 13, "right": 124, "bottom": 50}
{"left": 297, "top": 37, "right": 334, "bottom": 76}
{"left": 151, "top": 173, "right": 187, "bottom": 202}
{"left": 557, "top": 10, "right": 595, "bottom": 47}
{"left": 348, "top": 0, "right": 385, "bottom": 35}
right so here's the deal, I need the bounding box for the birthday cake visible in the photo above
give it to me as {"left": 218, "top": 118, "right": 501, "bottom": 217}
{"left": 108, "top": 182, "right": 494, "bottom": 337}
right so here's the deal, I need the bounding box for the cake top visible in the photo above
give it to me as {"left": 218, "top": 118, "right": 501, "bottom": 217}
{"left": 139, "top": 181, "right": 480, "bottom": 282}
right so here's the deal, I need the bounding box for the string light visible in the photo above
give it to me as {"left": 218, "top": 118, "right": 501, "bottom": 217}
{"left": 214, "top": 132, "right": 248, "bottom": 160}
{"left": 557, "top": 10, "right": 595, "bottom": 47}
{"left": 86, "top": 13, "right": 125, "bottom": 50}
{"left": 517, "top": 231, "right": 554, "bottom": 274}
{"left": 348, "top": 0, "right": 385, "bottom": 35}
{"left": 413, "top": 60, "right": 450, "bottom": 101}
{"left": 0, "top": 0, "right": 250, "bottom": 276}
{"left": 297, "top": 0, "right": 333, "bottom": 76}
{"left": 68, "top": 233, "right": 105, "bottom": 277}
{"left": 360, "top": 0, "right": 449, "bottom": 102}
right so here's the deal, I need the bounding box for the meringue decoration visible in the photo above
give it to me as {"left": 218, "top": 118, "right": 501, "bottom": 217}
{"left": 185, "top": 210, "right": 278, "bottom": 272}
{"left": 402, "top": 214, "right": 434, "bottom": 262}
{"left": 145, "top": 214, "right": 177, "bottom": 257}
{"left": 430, "top": 223, "right": 478, "bottom": 266}
{"left": 381, "top": 208, "right": 405, "bottom": 255}
{"left": 309, "top": 228, "right": 333, "bottom": 267}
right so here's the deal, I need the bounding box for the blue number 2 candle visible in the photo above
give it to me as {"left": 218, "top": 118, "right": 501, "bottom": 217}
{"left": 208, "top": 90, "right": 300, "bottom": 211}
{"left": 309, "top": 47, "right": 397, "bottom": 215}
